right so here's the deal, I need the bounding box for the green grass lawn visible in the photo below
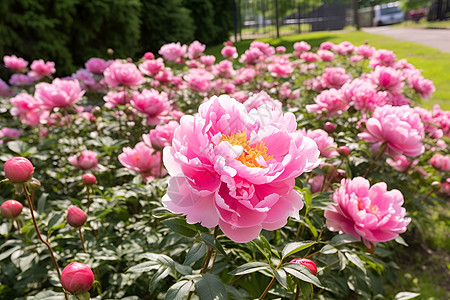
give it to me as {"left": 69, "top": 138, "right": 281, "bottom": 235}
{"left": 206, "top": 29, "right": 450, "bottom": 110}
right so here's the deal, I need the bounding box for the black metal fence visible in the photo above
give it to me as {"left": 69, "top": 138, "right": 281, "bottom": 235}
{"left": 427, "top": 0, "right": 450, "bottom": 21}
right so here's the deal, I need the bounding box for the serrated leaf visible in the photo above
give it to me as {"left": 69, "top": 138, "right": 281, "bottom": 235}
{"left": 201, "top": 234, "right": 227, "bottom": 256}
{"left": 282, "top": 241, "right": 316, "bottom": 259}
{"left": 127, "top": 261, "right": 159, "bottom": 273}
{"left": 184, "top": 243, "right": 207, "bottom": 265}
{"left": 283, "top": 264, "right": 322, "bottom": 288}
{"left": 149, "top": 266, "right": 171, "bottom": 293}
{"left": 229, "top": 262, "right": 271, "bottom": 276}
{"left": 330, "top": 234, "right": 359, "bottom": 246}
{"left": 194, "top": 274, "right": 227, "bottom": 300}
{"left": 394, "top": 292, "right": 420, "bottom": 300}
{"left": 165, "top": 280, "right": 194, "bottom": 300}
{"left": 162, "top": 218, "right": 198, "bottom": 238}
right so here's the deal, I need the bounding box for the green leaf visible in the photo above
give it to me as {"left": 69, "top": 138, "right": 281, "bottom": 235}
{"left": 229, "top": 262, "right": 271, "bottom": 276}
{"left": 283, "top": 264, "right": 322, "bottom": 288}
{"left": 305, "top": 217, "right": 318, "bottom": 239}
{"left": 330, "top": 234, "right": 359, "bottom": 246}
{"left": 345, "top": 252, "right": 366, "bottom": 274}
{"left": 165, "top": 280, "right": 194, "bottom": 300}
{"left": 47, "top": 212, "right": 64, "bottom": 230}
{"left": 162, "top": 218, "right": 198, "bottom": 238}
{"left": 338, "top": 251, "right": 347, "bottom": 271}
{"left": 184, "top": 243, "right": 207, "bottom": 265}
{"left": 274, "top": 269, "right": 288, "bottom": 288}
{"left": 127, "top": 261, "right": 159, "bottom": 273}
{"left": 394, "top": 292, "right": 421, "bottom": 300}
{"left": 281, "top": 241, "right": 317, "bottom": 259}
{"left": 299, "top": 280, "right": 312, "bottom": 298}
{"left": 0, "top": 246, "right": 21, "bottom": 261}
{"left": 320, "top": 244, "right": 337, "bottom": 255}
{"left": 259, "top": 234, "right": 273, "bottom": 261}
{"left": 7, "top": 140, "right": 28, "bottom": 155}
{"left": 201, "top": 234, "right": 227, "bottom": 256}
{"left": 149, "top": 266, "right": 171, "bottom": 293}
{"left": 194, "top": 274, "right": 227, "bottom": 300}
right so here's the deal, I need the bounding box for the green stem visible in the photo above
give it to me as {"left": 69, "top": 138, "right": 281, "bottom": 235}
{"left": 258, "top": 276, "right": 276, "bottom": 300}
{"left": 86, "top": 187, "right": 91, "bottom": 214}
{"left": 200, "top": 226, "right": 219, "bottom": 273}
{"left": 79, "top": 228, "right": 87, "bottom": 253}
{"left": 294, "top": 282, "right": 300, "bottom": 300}
{"left": 363, "top": 142, "right": 387, "bottom": 177}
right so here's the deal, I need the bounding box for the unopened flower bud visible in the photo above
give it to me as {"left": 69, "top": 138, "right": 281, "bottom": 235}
{"left": 82, "top": 173, "right": 97, "bottom": 186}
{"left": 324, "top": 122, "right": 336, "bottom": 133}
{"left": 29, "top": 178, "right": 41, "bottom": 190}
{"left": 61, "top": 262, "right": 95, "bottom": 295}
{"left": 143, "top": 52, "right": 155, "bottom": 60}
{"left": 431, "top": 181, "right": 441, "bottom": 191}
{"left": 289, "top": 258, "right": 317, "bottom": 276}
{"left": 67, "top": 205, "right": 87, "bottom": 228}
{"left": 338, "top": 146, "right": 351, "bottom": 157}
{"left": 1, "top": 200, "right": 23, "bottom": 218}
{"left": 4, "top": 157, "right": 34, "bottom": 183}
{"left": 322, "top": 164, "right": 335, "bottom": 175}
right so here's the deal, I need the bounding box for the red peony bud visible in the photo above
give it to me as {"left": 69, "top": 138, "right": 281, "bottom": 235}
{"left": 143, "top": 52, "right": 155, "bottom": 60}
{"left": 67, "top": 205, "right": 87, "bottom": 228}
{"left": 82, "top": 173, "right": 97, "bottom": 186}
{"left": 324, "top": 122, "right": 336, "bottom": 133}
{"left": 338, "top": 146, "right": 351, "bottom": 157}
{"left": 1, "top": 200, "right": 23, "bottom": 218}
{"left": 61, "top": 262, "right": 95, "bottom": 295}
{"left": 4, "top": 157, "right": 34, "bottom": 183}
{"left": 290, "top": 258, "right": 318, "bottom": 276}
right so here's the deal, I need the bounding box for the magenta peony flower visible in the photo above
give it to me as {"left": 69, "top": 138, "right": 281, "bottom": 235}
{"left": 318, "top": 50, "right": 334, "bottom": 62}
{"left": 306, "top": 88, "right": 349, "bottom": 117}
{"left": 371, "top": 66, "right": 404, "bottom": 94}
{"left": 188, "top": 40, "right": 206, "bottom": 59}
{"left": 103, "top": 61, "right": 144, "bottom": 87}
{"left": 131, "top": 89, "right": 171, "bottom": 125}
{"left": 200, "top": 55, "right": 216, "bottom": 66}
{"left": 429, "top": 153, "right": 450, "bottom": 172}
{"left": 103, "top": 91, "right": 130, "bottom": 109}
{"left": 158, "top": 42, "right": 187, "bottom": 62}
{"left": 162, "top": 95, "right": 320, "bottom": 243}
{"left": 4, "top": 157, "right": 34, "bottom": 183}
{"left": 3, "top": 55, "right": 28, "bottom": 71}
{"left": 289, "top": 258, "right": 317, "bottom": 276}
{"left": 118, "top": 142, "right": 163, "bottom": 181}
{"left": 406, "top": 70, "right": 435, "bottom": 100}
{"left": 341, "top": 79, "right": 387, "bottom": 113}
{"left": 1, "top": 200, "right": 23, "bottom": 218}
{"left": 335, "top": 41, "right": 354, "bottom": 55}
{"left": 35, "top": 78, "right": 84, "bottom": 109}
{"left": 321, "top": 67, "right": 350, "bottom": 89}
{"left": 356, "top": 45, "right": 375, "bottom": 59}
{"left": 221, "top": 45, "right": 238, "bottom": 60}
{"left": 66, "top": 205, "right": 87, "bottom": 228}
{"left": 293, "top": 41, "right": 311, "bottom": 53}
{"left": 369, "top": 49, "right": 397, "bottom": 68}
{"left": 28, "top": 59, "right": 55, "bottom": 80}
{"left": 68, "top": 150, "right": 98, "bottom": 170}
{"left": 61, "top": 262, "right": 94, "bottom": 295}
{"left": 276, "top": 46, "right": 286, "bottom": 53}
{"left": 325, "top": 177, "right": 411, "bottom": 248}
{"left": 320, "top": 41, "right": 335, "bottom": 50}
{"left": 358, "top": 105, "right": 425, "bottom": 157}
{"left": 301, "top": 129, "right": 338, "bottom": 158}
{"left": 85, "top": 57, "right": 111, "bottom": 75}
{"left": 300, "top": 52, "right": 319, "bottom": 62}
{"left": 139, "top": 58, "right": 164, "bottom": 76}
{"left": 143, "top": 121, "right": 179, "bottom": 151}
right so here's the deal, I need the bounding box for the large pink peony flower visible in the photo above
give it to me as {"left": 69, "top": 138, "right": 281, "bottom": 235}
{"left": 162, "top": 95, "right": 320, "bottom": 243}
{"left": 3, "top": 55, "right": 28, "bottom": 71}
{"left": 325, "top": 177, "right": 411, "bottom": 248}
{"left": 10, "top": 93, "right": 46, "bottom": 126}
{"left": 131, "top": 89, "right": 171, "bottom": 125}
{"left": 103, "top": 61, "right": 144, "bottom": 87}
{"left": 143, "top": 121, "right": 179, "bottom": 151}
{"left": 139, "top": 58, "right": 164, "bottom": 76}
{"left": 358, "top": 105, "right": 425, "bottom": 157}
{"left": 28, "top": 59, "right": 55, "bottom": 80}
{"left": 34, "top": 78, "right": 84, "bottom": 110}
{"left": 118, "top": 142, "right": 163, "bottom": 181}
{"left": 321, "top": 67, "right": 350, "bottom": 89}
{"left": 306, "top": 88, "right": 349, "bottom": 117}
{"left": 301, "top": 129, "right": 338, "bottom": 158}
{"left": 68, "top": 150, "right": 98, "bottom": 170}
{"left": 158, "top": 42, "right": 187, "bottom": 62}
{"left": 429, "top": 153, "right": 450, "bottom": 172}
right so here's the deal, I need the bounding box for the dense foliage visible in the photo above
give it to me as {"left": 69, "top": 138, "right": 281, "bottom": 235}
{"left": 0, "top": 38, "right": 448, "bottom": 300}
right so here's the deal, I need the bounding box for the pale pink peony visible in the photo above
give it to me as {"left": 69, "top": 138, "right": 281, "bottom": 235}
{"left": 321, "top": 67, "right": 350, "bottom": 89}
{"left": 131, "top": 89, "right": 171, "bottom": 125}
{"left": 300, "top": 52, "right": 319, "bottom": 62}
{"left": 188, "top": 40, "right": 206, "bottom": 59}
{"left": 335, "top": 41, "right": 354, "bottom": 55}
{"left": 103, "top": 61, "right": 144, "bottom": 87}
{"left": 72, "top": 69, "right": 97, "bottom": 91}
{"left": 369, "top": 49, "right": 397, "bottom": 68}
{"left": 221, "top": 45, "right": 238, "bottom": 59}
{"left": 10, "top": 92, "right": 45, "bottom": 126}
{"left": 243, "top": 91, "right": 282, "bottom": 112}
{"left": 386, "top": 154, "right": 415, "bottom": 172}
{"left": 184, "top": 68, "right": 214, "bottom": 93}
{"left": 385, "top": 93, "right": 411, "bottom": 106}
{"left": 341, "top": 79, "right": 386, "bottom": 113}
{"left": 214, "top": 60, "right": 235, "bottom": 78}
{"left": 9, "top": 74, "right": 33, "bottom": 86}
{"left": 371, "top": 66, "right": 404, "bottom": 94}
{"left": 139, "top": 58, "right": 164, "bottom": 76}
{"left": 318, "top": 50, "right": 334, "bottom": 62}
{"left": 325, "top": 177, "right": 411, "bottom": 248}
{"left": 3, "top": 55, "right": 28, "bottom": 71}
{"left": 306, "top": 88, "right": 349, "bottom": 117}
{"left": 103, "top": 91, "right": 130, "bottom": 109}
{"left": 358, "top": 105, "right": 425, "bottom": 157}
{"left": 320, "top": 41, "right": 335, "bottom": 50}
{"left": 68, "top": 150, "right": 98, "bottom": 170}
{"left": 356, "top": 45, "right": 375, "bottom": 59}
{"left": 234, "top": 68, "right": 256, "bottom": 85}
{"left": 268, "top": 56, "right": 293, "bottom": 77}
{"left": 200, "top": 55, "right": 216, "bottom": 66}
{"left": 429, "top": 153, "right": 450, "bottom": 172}
{"left": 34, "top": 78, "right": 84, "bottom": 109}
{"left": 159, "top": 42, "right": 187, "bottom": 62}
{"left": 293, "top": 41, "right": 311, "bottom": 53}
{"left": 85, "top": 58, "right": 112, "bottom": 75}
{"left": 250, "top": 41, "right": 275, "bottom": 58}
{"left": 240, "top": 47, "right": 264, "bottom": 64}
{"left": 407, "top": 71, "right": 435, "bottom": 100}
{"left": 28, "top": 59, "right": 55, "bottom": 80}
{"left": 118, "top": 142, "right": 163, "bottom": 181}
{"left": 0, "top": 127, "right": 22, "bottom": 144}
{"left": 142, "top": 121, "right": 179, "bottom": 151}
{"left": 162, "top": 95, "right": 320, "bottom": 243}
{"left": 301, "top": 129, "right": 338, "bottom": 158}
{"left": 276, "top": 46, "right": 286, "bottom": 53}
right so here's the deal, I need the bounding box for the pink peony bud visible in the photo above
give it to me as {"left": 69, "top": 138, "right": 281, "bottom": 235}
{"left": 61, "top": 262, "right": 95, "bottom": 295}
{"left": 290, "top": 258, "right": 318, "bottom": 276}
{"left": 338, "top": 146, "right": 351, "bottom": 157}
{"left": 1, "top": 200, "right": 23, "bottom": 218}
{"left": 431, "top": 181, "right": 441, "bottom": 191}
{"left": 82, "top": 173, "right": 97, "bottom": 186}
{"left": 4, "top": 157, "right": 34, "bottom": 183}
{"left": 324, "top": 122, "right": 337, "bottom": 133}
{"left": 67, "top": 205, "right": 87, "bottom": 228}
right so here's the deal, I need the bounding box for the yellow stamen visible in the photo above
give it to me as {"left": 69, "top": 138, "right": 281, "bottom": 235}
{"left": 221, "top": 131, "right": 273, "bottom": 168}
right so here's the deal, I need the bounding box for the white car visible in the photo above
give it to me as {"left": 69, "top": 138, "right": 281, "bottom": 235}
{"left": 373, "top": 2, "right": 404, "bottom": 26}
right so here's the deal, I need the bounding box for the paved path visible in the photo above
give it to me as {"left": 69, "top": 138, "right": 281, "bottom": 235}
{"left": 363, "top": 26, "right": 450, "bottom": 53}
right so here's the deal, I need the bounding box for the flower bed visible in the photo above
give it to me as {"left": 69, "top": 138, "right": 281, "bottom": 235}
{"left": 0, "top": 39, "right": 449, "bottom": 299}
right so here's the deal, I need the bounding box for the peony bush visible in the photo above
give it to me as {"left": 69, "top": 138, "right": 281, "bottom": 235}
{"left": 0, "top": 39, "right": 448, "bottom": 299}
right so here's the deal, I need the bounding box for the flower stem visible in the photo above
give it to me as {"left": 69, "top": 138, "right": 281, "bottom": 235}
{"left": 22, "top": 185, "right": 69, "bottom": 300}
{"left": 86, "top": 187, "right": 91, "bottom": 214}
{"left": 363, "top": 142, "right": 387, "bottom": 177}
{"left": 258, "top": 276, "right": 276, "bottom": 300}
{"left": 79, "top": 228, "right": 87, "bottom": 253}
{"left": 200, "top": 226, "right": 219, "bottom": 273}
{"left": 15, "top": 219, "right": 22, "bottom": 234}
{"left": 294, "top": 282, "right": 300, "bottom": 300}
